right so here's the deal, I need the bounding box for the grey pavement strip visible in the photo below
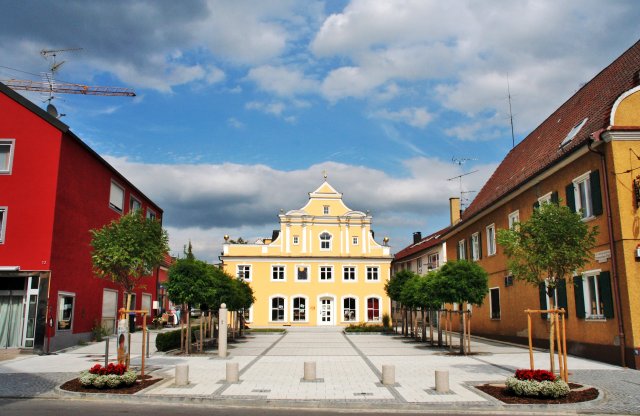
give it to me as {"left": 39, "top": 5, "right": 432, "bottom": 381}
{"left": 211, "top": 331, "right": 287, "bottom": 397}
{"left": 341, "top": 333, "right": 407, "bottom": 403}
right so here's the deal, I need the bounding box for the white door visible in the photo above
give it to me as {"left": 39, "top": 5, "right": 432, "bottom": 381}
{"left": 319, "top": 298, "right": 334, "bottom": 325}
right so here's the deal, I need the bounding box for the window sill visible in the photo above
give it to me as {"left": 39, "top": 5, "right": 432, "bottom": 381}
{"left": 581, "top": 215, "right": 597, "bottom": 223}
{"left": 295, "top": 279, "right": 310, "bottom": 283}
{"left": 270, "top": 279, "right": 286, "bottom": 282}
{"left": 585, "top": 315, "right": 606, "bottom": 321}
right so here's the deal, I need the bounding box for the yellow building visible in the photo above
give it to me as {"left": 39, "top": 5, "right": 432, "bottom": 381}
{"left": 221, "top": 180, "right": 392, "bottom": 327}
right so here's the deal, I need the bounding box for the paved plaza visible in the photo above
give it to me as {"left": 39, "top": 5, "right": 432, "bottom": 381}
{"left": 1, "top": 327, "right": 640, "bottom": 414}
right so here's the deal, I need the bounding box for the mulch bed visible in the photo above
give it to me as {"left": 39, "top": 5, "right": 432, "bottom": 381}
{"left": 60, "top": 375, "right": 161, "bottom": 395}
{"left": 476, "top": 382, "right": 599, "bottom": 404}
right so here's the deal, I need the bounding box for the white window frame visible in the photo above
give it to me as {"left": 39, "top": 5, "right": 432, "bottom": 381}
{"left": 129, "top": 196, "right": 142, "bottom": 213}
{"left": 269, "top": 295, "right": 287, "bottom": 322}
{"left": 582, "top": 269, "right": 605, "bottom": 320}
{"left": 416, "top": 258, "right": 423, "bottom": 274}
{"left": 109, "top": 180, "right": 125, "bottom": 213}
{"left": 486, "top": 224, "right": 496, "bottom": 256}
{"left": 319, "top": 265, "right": 333, "bottom": 282}
{"left": 242, "top": 305, "right": 253, "bottom": 323}
{"left": 471, "top": 232, "right": 480, "bottom": 261}
{"left": 427, "top": 252, "right": 439, "bottom": 270}
{"left": 146, "top": 208, "right": 157, "bottom": 220}
{"left": 141, "top": 293, "right": 152, "bottom": 315}
{"left": 560, "top": 117, "right": 588, "bottom": 148}
{"left": 271, "top": 265, "right": 286, "bottom": 282}
{"left": 352, "top": 236, "right": 359, "bottom": 245}
{"left": 0, "top": 207, "right": 7, "bottom": 244}
{"left": 319, "top": 231, "right": 332, "bottom": 251}
{"left": 538, "top": 192, "right": 552, "bottom": 205}
{"left": 365, "top": 296, "right": 382, "bottom": 322}
{"left": 573, "top": 171, "right": 594, "bottom": 220}
{"left": 57, "top": 291, "right": 76, "bottom": 331}
{"left": 323, "top": 205, "right": 330, "bottom": 215}
{"left": 291, "top": 295, "right": 309, "bottom": 322}
{"left": 366, "top": 266, "right": 379, "bottom": 282}
{"left": 0, "top": 139, "right": 15, "bottom": 174}
{"left": 341, "top": 295, "right": 359, "bottom": 323}
{"left": 293, "top": 235, "right": 299, "bottom": 245}
{"left": 237, "top": 265, "right": 252, "bottom": 281}
{"left": 295, "top": 264, "right": 310, "bottom": 282}
{"left": 508, "top": 210, "right": 520, "bottom": 230}
{"left": 489, "top": 287, "right": 500, "bottom": 320}
{"left": 342, "top": 266, "right": 357, "bottom": 282}
{"left": 458, "top": 240, "right": 466, "bottom": 260}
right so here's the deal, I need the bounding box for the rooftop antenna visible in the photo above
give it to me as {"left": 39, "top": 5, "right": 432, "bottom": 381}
{"left": 452, "top": 156, "right": 477, "bottom": 167}
{"left": 460, "top": 190, "right": 477, "bottom": 210}
{"left": 40, "top": 47, "right": 83, "bottom": 104}
{"left": 447, "top": 170, "right": 479, "bottom": 208}
{"left": 507, "top": 73, "right": 515, "bottom": 148}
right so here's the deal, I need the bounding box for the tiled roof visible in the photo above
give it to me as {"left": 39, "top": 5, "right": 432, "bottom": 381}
{"left": 461, "top": 40, "right": 640, "bottom": 223}
{"left": 393, "top": 227, "right": 449, "bottom": 261}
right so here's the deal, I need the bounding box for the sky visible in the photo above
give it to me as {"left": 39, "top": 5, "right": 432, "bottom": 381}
{"left": 1, "top": 1, "right": 639, "bottom": 261}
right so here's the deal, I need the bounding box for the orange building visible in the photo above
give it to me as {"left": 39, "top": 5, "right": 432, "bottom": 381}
{"left": 442, "top": 40, "right": 640, "bottom": 368}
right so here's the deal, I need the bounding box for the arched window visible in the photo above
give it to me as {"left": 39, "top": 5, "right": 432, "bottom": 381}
{"left": 292, "top": 297, "right": 306, "bottom": 321}
{"left": 343, "top": 297, "right": 357, "bottom": 322}
{"left": 271, "top": 297, "right": 285, "bottom": 322}
{"left": 367, "top": 297, "right": 380, "bottom": 322}
{"left": 319, "top": 232, "right": 332, "bottom": 250}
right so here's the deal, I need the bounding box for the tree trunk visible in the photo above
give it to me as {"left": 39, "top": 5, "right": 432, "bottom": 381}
{"left": 459, "top": 304, "right": 465, "bottom": 355}
{"left": 548, "top": 290, "right": 556, "bottom": 374}
{"left": 186, "top": 303, "right": 191, "bottom": 355}
{"left": 421, "top": 308, "right": 426, "bottom": 342}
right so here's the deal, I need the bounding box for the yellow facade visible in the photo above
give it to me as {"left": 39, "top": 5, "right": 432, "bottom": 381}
{"left": 221, "top": 181, "right": 392, "bottom": 326}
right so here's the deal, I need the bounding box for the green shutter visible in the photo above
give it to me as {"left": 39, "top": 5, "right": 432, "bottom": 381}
{"left": 533, "top": 201, "right": 540, "bottom": 210}
{"left": 478, "top": 231, "right": 483, "bottom": 259}
{"left": 557, "top": 279, "right": 568, "bottom": 320}
{"left": 469, "top": 236, "right": 474, "bottom": 260}
{"left": 538, "top": 282, "right": 548, "bottom": 320}
{"left": 565, "top": 183, "right": 576, "bottom": 212}
{"left": 598, "top": 271, "right": 614, "bottom": 319}
{"left": 456, "top": 242, "right": 460, "bottom": 260}
{"left": 551, "top": 191, "right": 559, "bottom": 205}
{"left": 574, "top": 277, "right": 586, "bottom": 319}
{"left": 590, "top": 170, "right": 603, "bottom": 216}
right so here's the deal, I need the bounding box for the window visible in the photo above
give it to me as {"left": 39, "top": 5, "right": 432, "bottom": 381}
{"left": 538, "top": 192, "right": 552, "bottom": 205}
{"left": 486, "top": 224, "right": 496, "bottom": 256}
{"left": 109, "top": 181, "right": 124, "bottom": 213}
{"left": 57, "top": 293, "right": 75, "bottom": 330}
{"left": 343, "top": 297, "right": 357, "bottom": 322}
{"left": 323, "top": 205, "right": 330, "bottom": 215}
{"left": 101, "top": 289, "right": 117, "bottom": 334}
{"left": 292, "top": 297, "right": 306, "bottom": 321}
{"left": 296, "top": 266, "right": 309, "bottom": 281}
{"left": 237, "top": 265, "right": 251, "bottom": 281}
{"left": 271, "top": 265, "right": 285, "bottom": 281}
{"left": 366, "top": 266, "right": 379, "bottom": 281}
{"left": 271, "top": 297, "right": 285, "bottom": 322}
{"left": 0, "top": 207, "right": 6, "bottom": 243}
{"left": 141, "top": 293, "right": 152, "bottom": 315}
{"left": 490, "top": 288, "right": 500, "bottom": 319}
{"left": 352, "top": 236, "right": 358, "bottom": 245}
{"left": 560, "top": 117, "right": 588, "bottom": 148}
{"left": 129, "top": 196, "right": 141, "bottom": 213}
{"left": 575, "top": 271, "right": 613, "bottom": 320}
{"left": 146, "top": 209, "right": 156, "bottom": 220}
{"left": 457, "top": 240, "right": 466, "bottom": 260}
{"left": 320, "top": 266, "right": 333, "bottom": 281}
{"left": 366, "top": 297, "right": 380, "bottom": 321}
{"left": 508, "top": 210, "right": 520, "bottom": 229}
{"left": 319, "top": 232, "right": 332, "bottom": 250}
{"left": 293, "top": 235, "right": 299, "bottom": 245}
{"left": 343, "top": 266, "right": 356, "bottom": 281}
{"left": 567, "top": 171, "right": 602, "bottom": 219}
{"left": 0, "top": 140, "right": 15, "bottom": 174}
{"left": 427, "top": 253, "right": 439, "bottom": 270}
{"left": 417, "top": 258, "right": 422, "bottom": 274}
{"left": 471, "top": 233, "right": 480, "bottom": 261}
{"left": 242, "top": 306, "right": 253, "bottom": 323}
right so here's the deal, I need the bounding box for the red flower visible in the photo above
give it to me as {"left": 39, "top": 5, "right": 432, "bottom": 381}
{"left": 87, "top": 363, "right": 128, "bottom": 375}
{"left": 515, "top": 369, "right": 556, "bottom": 382}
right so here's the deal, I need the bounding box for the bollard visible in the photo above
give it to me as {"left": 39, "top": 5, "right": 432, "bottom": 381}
{"left": 435, "top": 370, "right": 449, "bottom": 393}
{"left": 104, "top": 336, "right": 110, "bottom": 367}
{"left": 146, "top": 330, "right": 150, "bottom": 358}
{"left": 381, "top": 364, "right": 395, "bottom": 385}
{"left": 303, "top": 361, "right": 316, "bottom": 381}
{"left": 218, "top": 303, "right": 228, "bottom": 358}
{"left": 226, "top": 362, "right": 239, "bottom": 383}
{"left": 175, "top": 363, "right": 189, "bottom": 386}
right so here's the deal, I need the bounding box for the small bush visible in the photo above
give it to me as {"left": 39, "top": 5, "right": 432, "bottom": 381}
{"left": 91, "top": 321, "right": 109, "bottom": 342}
{"left": 382, "top": 313, "right": 391, "bottom": 329}
{"left": 344, "top": 322, "right": 386, "bottom": 333}
{"left": 506, "top": 377, "right": 570, "bottom": 398}
{"left": 155, "top": 326, "right": 198, "bottom": 352}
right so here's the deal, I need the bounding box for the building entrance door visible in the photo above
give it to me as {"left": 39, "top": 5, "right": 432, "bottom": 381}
{"left": 319, "top": 298, "right": 333, "bottom": 325}
{"left": 0, "top": 290, "right": 25, "bottom": 348}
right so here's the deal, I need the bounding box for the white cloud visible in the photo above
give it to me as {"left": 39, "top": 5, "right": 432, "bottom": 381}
{"left": 246, "top": 65, "right": 318, "bottom": 97}
{"left": 227, "top": 117, "right": 244, "bottom": 129}
{"left": 374, "top": 107, "right": 433, "bottom": 128}
{"left": 245, "top": 100, "right": 286, "bottom": 117}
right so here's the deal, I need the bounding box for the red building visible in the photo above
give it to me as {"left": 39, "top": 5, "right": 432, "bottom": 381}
{"left": 0, "top": 82, "right": 166, "bottom": 352}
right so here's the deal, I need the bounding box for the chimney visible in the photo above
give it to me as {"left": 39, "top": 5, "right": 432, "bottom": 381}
{"left": 449, "top": 197, "right": 461, "bottom": 225}
{"left": 413, "top": 232, "right": 422, "bottom": 244}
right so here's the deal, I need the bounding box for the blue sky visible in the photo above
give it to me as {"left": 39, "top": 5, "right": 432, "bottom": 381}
{"left": 1, "top": 1, "right": 639, "bottom": 261}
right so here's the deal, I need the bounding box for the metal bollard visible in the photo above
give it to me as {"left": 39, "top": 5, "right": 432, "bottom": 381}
{"left": 226, "top": 362, "right": 239, "bottom": 383}
{"left": 175, "top": 363, "right": 189, "bottom": 386}
{"left": 381, "top": 364, "right": 395, "bottom": 385}
{"left": 104, "top": 336, "right": 110, "bottom": 367}
{"left": 303, "top": 361, "right": 316, "bottom": 381}
{"left": 435, "top": 370, "right": 449, "bottom": 392}
{"left": 146, "top": 330, "right": 150, "bottom": 358}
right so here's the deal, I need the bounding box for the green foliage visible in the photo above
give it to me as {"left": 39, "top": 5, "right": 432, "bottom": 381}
{"left": 90, "top": 211, "right": 169, "bottom": 306}
{"left": 155, "top": 326, "right": 198, "bottom": 351}
{"left": 505, "top": 377, "right": 570, "bottom": 398}
{"left": 433, "top": 260, "right": 489, "bottom": 306}
{"left": 385, "top": 269, "right": 415, "bottom": 301}
{"left": 496, "top": 202, "right": 598, "bottom": 293}
{"left": 344, "top": 322, "right": 386, "bottom": 332}
{"left": 382, "top": 313, "right": 391, "bottom": 328}
{"left": 247, "top": 328, "right": 286, "bottom": 333}
{"left": 91, "top": 320, "right": 109, "bottom": 341}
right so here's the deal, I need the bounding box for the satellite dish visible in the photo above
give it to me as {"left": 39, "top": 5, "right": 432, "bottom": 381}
{"left": 46, "top": 103, "right": 58, "bottom": 118}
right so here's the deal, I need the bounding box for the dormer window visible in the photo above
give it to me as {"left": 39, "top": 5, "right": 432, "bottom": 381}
{"left": 560, "top": 118, "right": 588, "bottom": 148}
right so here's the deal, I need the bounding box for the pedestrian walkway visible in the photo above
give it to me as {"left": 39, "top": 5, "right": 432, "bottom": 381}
{"left": 1, "top": 327, "right": 639, "bottom": 414}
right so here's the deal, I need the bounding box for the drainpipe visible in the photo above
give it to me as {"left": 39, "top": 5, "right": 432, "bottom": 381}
{"left": 588, "top": 130, "right": 626, "bottom": 367}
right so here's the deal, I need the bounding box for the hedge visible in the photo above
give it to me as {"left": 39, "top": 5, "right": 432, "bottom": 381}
{"left": 155, "top": 326, "right": 199, "bottom": 352}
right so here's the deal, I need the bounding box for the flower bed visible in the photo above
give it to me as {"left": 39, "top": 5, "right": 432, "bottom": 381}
{"left": 79, "top": 364, "right": 138, "bottom": 389}
{"left": 505, "top": 369, "right": 569, "bottom": 398}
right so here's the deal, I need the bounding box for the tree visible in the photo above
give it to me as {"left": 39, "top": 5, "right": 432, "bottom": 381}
{"left": 91, "top": 211, "right": 169, "bottom": 310}
{"left": 385, "top": 269, "right": 415, "bottom": 335}
{"left": 433, "top": 260, "right": 489, "bottom": 354}
{"left": 413, "top": 272, "right": 443, "bottom": 344}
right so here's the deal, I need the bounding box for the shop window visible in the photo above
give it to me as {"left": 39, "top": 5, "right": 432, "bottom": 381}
{"left": 490, "top": 288, "right": 500, "bottom": 320}
{"left": 366, "top": 297, "right": 380, "bottom": 321}
{"left": 57, "top": 293, "right": 75, "bottom": 331}
{"left": 343, "top": 297, "right": 357, "bottom": 322}
{"left": 292, "top": 297, "right": 306, "bottom": 321}
{"left": 271, "top": 297, "right": 285, "bottom": 322}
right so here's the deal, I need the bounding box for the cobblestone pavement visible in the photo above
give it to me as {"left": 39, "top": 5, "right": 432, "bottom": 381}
{"left": 571, "top": 369, "right": 640, "bottom": 414}
{"left": 0, "top": 372, "right": 76, "bottom": 398}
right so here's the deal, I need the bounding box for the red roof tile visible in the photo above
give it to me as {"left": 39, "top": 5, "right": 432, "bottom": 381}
{"left": 393, "top": 227, "right": 449, "bottom": 261}
{"left": 462, "top": 40, "right": 640, "bottom": 223}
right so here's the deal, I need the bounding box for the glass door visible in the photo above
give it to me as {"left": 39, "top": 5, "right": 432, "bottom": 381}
{"left": 319, "top": 298, "right": 333, "bottom": 325}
